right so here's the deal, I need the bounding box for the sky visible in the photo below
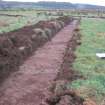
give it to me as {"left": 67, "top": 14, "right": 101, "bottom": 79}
{"left": 3, "top": 0, "right": 105, "bottom": 6}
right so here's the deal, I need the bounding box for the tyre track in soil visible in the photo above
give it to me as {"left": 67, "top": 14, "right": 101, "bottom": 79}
{"left": 0, "top": 20, "right": 79, "bottom": 105}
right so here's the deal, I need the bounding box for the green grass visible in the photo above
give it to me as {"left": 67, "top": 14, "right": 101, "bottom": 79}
{"left": 0, "top": 10, "right": 104, "bottom": 34}
{"left": 0, "top": 10, "right": 58, "bottom": 34}
{"left": 68, "top": 18, "right": 105, "bottom": 104}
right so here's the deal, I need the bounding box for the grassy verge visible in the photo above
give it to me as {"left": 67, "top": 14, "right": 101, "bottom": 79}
{"left": 69, "top": 18, "right": 105, "bottom": 104}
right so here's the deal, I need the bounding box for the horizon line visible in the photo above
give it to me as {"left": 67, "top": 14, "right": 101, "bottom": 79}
{"left": 2, "top": 0, "right": 105, "bottom": 7}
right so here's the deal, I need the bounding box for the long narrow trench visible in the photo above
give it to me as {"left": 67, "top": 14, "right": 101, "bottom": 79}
{"left": 46, "top": 28, "right": 84, "bottom": 105}
{"left": 0, "top": 20, "right": 79, "bottom": 105}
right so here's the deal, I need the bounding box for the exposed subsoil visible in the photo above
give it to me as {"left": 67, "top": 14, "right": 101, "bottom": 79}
{"left": 0, "top": 20, "right": 82, "bottom": 105}
{"left": 0, "top": 19, "right": 86, "bottom": 105}
{"left": 46, "top": 22, "right": 84, "bottom": 105}
{"left": 46, "top": 22, "right": 96, "bottom": 105}
{"left": 0, "top": 16, "right": 72, "bottom": 83}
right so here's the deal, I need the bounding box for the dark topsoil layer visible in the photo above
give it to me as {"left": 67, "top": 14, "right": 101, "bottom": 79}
{"left": 0, "top": 16, "right": 74, "bottom": 83}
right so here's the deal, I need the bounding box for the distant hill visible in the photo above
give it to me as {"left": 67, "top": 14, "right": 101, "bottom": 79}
{"left": 36, "top": 1, "right": 105, "bottom": 10}
{"left": 0, "top": 1, "right": 105, "bottom": 10}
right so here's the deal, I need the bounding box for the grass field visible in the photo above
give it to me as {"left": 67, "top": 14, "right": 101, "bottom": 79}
{"left": 0, "top": 10, "right": 58, "bottom": 34}
{"left": 0, "top": 9, "right": 103, "bottom": 34}
{"left": 68, "top": 18, "right": 105, "bottom": 104}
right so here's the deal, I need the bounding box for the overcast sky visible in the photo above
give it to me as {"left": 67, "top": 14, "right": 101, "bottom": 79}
{"left": 3, "top": 0, "right": 105, "bottom": 6}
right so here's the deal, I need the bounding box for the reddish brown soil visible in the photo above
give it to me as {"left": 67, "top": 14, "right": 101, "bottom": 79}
{"left": 0, "top": 16, "right": 73, "bottom": 83}
{"left": 0, "top": 20, "right": 84, "bottom": 105}
{"left": 46, "top": 22, "right": 96, "bottom": 105}
{"left": 46, "top": 24, "right": 84, "bottom": 105}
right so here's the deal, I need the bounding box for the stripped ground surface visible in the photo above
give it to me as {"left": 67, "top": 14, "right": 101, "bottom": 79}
{"left": 0, "top": 20, "right": 81, "bottom": 105}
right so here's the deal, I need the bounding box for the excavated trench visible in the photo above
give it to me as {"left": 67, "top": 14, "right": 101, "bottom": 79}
{"left": 45, "top": 25, "right": 84, "bottom": 105}
{"left": 0, "top": 19, "right": 88, "bottom": 105}
{"left": 0, "top": 16, "right": 73, "bottom": 84}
